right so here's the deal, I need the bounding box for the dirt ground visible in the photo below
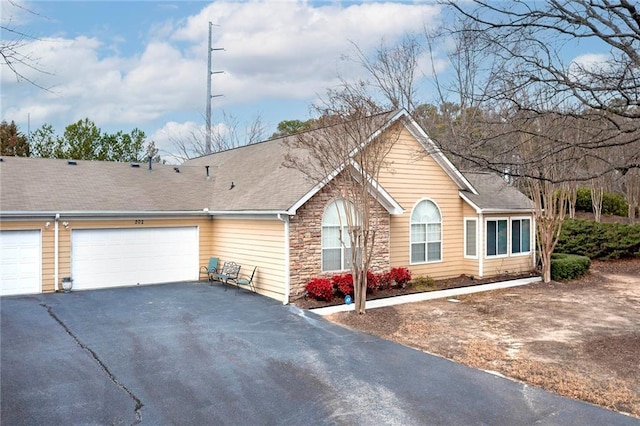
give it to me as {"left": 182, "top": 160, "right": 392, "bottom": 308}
{"left": 327, "top": 259, "right": 640, "bottom": 418}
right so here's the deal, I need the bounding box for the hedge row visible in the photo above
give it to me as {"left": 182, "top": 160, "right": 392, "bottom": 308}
{"left": 575, "top": 187, "right": 628, "bottom": 217}
{"left": 550, "top": 253, "right": 591, "bottom": 281}
{"left": 556, "top": 218, "right": 640, "bottom": 260}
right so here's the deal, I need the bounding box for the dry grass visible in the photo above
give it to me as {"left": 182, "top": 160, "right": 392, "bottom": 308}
{"left": 457, "top": 340, "right": 640, "bottom": 417}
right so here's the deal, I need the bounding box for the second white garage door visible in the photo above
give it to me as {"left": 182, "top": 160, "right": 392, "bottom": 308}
{"left": 71, "top": 227, "right": 199, "bottom": 290}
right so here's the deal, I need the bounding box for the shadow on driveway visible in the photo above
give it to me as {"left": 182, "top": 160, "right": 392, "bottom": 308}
{"left": 1, "top": 282, "right": 637, "bottom": 425}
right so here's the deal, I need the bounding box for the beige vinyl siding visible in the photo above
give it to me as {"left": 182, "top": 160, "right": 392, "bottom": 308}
{"left": 211, "top": 218, "right": 286, "bottom": 301}
{"left": 483, "top": 252, "right": 533, "bottom": 276}
{"left": 377, "top": 128, "right": 467, "bottom": 280}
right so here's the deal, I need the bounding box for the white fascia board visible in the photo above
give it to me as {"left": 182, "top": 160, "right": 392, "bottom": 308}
{"left": 286, "top": 165, "right": 344, "bottom": 215}
{"left": 459, "top": 192, "right": 483, "bottom": 214}
{"left": 287, "top": 109, "right": 406, "bottom": 216}
{"left": 458, "top": 192, "right": 534, "bottom": 215}
{"left": 403, "top": 116, "right": 478, "bottom": 195}
{"left": 0, "top": 210, "right": 212, "bottom": 219}
{"left": 211, "top": 213, "right": 288, "bottom": 220}
{"left": 350, "top": 161, "right": 405, "bottom": 215}
{"left": 347, "top": 109, "right": 405, "bottom": 159}
{"left": 479, "top": 208, "right": 534, "bottom": 214}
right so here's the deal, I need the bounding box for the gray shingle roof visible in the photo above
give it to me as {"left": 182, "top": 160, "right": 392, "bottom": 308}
{"left": 0, "top": 112, "right": 532, "bottom": 216}
{"left": 185, "top": 137, "right": 316, "bottom": 212}
{"left": 0, "top": 157, "right": 213, "bottom": 213}
{"left": 461, "top": 171, "right": 533, "bottom": 212}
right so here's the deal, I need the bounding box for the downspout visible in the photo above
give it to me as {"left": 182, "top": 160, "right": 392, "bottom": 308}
{"left": 54, "top": 213, "right": 60, "bottom": 292}
{"left": 478, "top": 213, "right": 484, "bottom": 278}
{"left": 277, "top": 213, "right": 290, "bottom": 305}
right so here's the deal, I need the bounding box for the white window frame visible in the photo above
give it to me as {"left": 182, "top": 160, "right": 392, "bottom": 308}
{"left": 464, "top": 217, "right": 478, "bottom": 259}
{"left": 485, "top": 217, "right": 509, "bottom": 258}
{"left": 321, "top": 199, "right": 358, "bottom": 272}
{"left": 410, "top": 198, "right": 443, "bottom": 265}
{"left": 510, "top": 217, "right": 532, "bottom": 256}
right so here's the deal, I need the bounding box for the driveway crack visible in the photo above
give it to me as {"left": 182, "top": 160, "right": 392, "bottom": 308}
{"left": 40, "top": 302, "right": 143, "bottom": 424}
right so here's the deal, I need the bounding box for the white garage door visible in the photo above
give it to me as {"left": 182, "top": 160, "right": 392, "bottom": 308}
{"left": 1, "top": 230, "right": 41, "bottom": 296}
{"left": 71, "top": 227, "right": 199, "bottom": 290}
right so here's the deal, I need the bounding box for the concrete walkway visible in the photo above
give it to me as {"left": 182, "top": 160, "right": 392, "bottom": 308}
{"left": 311, "top": 276, "right": 543, "bottom": 315}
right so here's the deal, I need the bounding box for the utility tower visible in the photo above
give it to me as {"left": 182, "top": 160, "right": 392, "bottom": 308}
{"left": 206, "top": 21, "right": 224, "bottom": 155}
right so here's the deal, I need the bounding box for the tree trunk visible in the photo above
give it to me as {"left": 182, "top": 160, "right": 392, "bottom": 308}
{"left": 591, "top": 183, "right": 603, "bottom": 223}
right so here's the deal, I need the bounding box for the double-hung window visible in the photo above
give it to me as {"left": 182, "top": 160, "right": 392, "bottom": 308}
{"left": 410, "top": 199, "right": 442, "bottom": 263}
{"left": 486, "top": 219, "right": 508, "bottom": 256}
{"left": 322, "top": 199, "right": 358, "bottom": 272}
{"left": 511, "top": 218, "right": 531, "bottom": 254}
{"left": 464, "top": 218, "right": 477, "bottom": 258}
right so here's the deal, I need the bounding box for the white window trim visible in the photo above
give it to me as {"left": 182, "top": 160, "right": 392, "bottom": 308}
{"left": 321, "top": 199, "right": 357, "bottom": 273}
{"left": 485, "top": 217, "right": 509, "bottom": 259}
{"left": 510, "top": 216, "right": 532, "bottom": 256}
{"left": 409, "top": 198, "right": 444, "bottom": 265}
{"left": 464, "top": 217, "right": 478, "bottom": 259}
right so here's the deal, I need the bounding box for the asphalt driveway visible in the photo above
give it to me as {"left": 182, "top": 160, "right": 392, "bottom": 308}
{"left": 1, "top": 283, "right": 637, "bottom": 425}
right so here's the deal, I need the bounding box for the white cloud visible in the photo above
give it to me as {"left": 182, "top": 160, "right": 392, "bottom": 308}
{"left": 2, "top": 1, "right": 443, "bottom": 159}
{"left": 570, "top": 53, "right": 613, "bottom": 74}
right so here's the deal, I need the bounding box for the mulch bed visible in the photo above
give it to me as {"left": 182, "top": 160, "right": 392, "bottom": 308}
{"left": 292, "top": 271, "right": 539, "bottom": 310}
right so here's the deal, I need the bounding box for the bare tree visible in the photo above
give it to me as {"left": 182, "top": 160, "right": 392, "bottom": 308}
{"left": 1, "top": 1, "right": 52, "bottom": 89}
{"left": 444, "top": 0, "right": 640, "bottom": 176}
{"left": 172, "top": 111, "right": 265, "bottom": 160}
{"left": 349, "top": 35, "right": 422, "bottom": 112}
{"left": 285, "top": 82, "right": 401, "bottom": 314}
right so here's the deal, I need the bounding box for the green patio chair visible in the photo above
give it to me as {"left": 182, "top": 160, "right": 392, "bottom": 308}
{"left": 235, "top": 266, "right": 257, "bottom": 294}
{"left": 199, "top": 257, "right": 219, "bottom": 283}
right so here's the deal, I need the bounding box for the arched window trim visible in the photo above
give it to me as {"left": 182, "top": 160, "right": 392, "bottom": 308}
{"left": 321, "top": 198, "right": 360, "bottom": 272}
{"left": 410, "top": 198, "right": 443, "bottom": 265}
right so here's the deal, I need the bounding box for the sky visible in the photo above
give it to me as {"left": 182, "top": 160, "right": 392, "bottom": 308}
{"left": 1, "top": 0, "right": 610, "bottom": 163}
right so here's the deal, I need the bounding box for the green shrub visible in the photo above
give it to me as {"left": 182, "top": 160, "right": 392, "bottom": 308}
{"left": 410, "top": 275, "right": 435, "bottom": 290}
{"left": 556, "top": 219, "right": 640, "bottom": 259}
{"left": 575, "top": 187, "right": 592, "bottom": 212}
{"left": 574, "top": 187, "right": 628, "bottom": 216}
{"left": 550, "top": 253, "right": 591, "bottom": 281}
{"left": 602, "top": 192, "right": 628, "bottom": 217}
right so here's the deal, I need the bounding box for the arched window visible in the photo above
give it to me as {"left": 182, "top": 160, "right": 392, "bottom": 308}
{"left": 322, "top": 199, "right": 359, "bottom": 272}
{"left": 410, "top": 199, "right": 442, "bottom": 263}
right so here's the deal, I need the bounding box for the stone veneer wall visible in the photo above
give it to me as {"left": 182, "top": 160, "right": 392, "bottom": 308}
{"left": 288, "top": 175, "right": 391, "bottom": 300}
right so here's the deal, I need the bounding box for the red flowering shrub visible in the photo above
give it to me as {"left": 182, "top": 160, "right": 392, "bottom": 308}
{"left": 377, "top": 271, "right": 394, "bottom": 290}
{"left": 305, "top": 277, "right": 334, "bottom": 301}
{"left": 366, "top": 270, "right": 378, "bottom": 293}
{"left": 389, "top": 267, "right": 412, "bottom": 287}
{"left": 332, "top": 273, "right": 354, "bottom": 297}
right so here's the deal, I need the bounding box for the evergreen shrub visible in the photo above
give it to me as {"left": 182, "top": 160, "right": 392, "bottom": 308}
{"left": 556, "top": 219, "right": 640, "bottom": 259}
{"left": 550, "top": 253, "right": 591, "bottom": 281}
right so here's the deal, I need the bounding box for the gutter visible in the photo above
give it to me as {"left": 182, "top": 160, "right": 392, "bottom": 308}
{"left": 459, "top": 192, "right": 533, "bottom": 214}
{"left": 0, "top": 210, "right": 214, "bottom": 219}
{"left": 277, "top": 213, "right": 291, "bottom": 305}
{"left": 54, "top": 213, "right": 59, "bottom": 292}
